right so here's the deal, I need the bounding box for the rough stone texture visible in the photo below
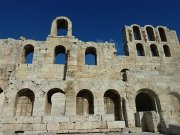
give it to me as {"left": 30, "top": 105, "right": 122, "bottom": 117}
{"left": 0, "top": 17, "right": 180, "bottom": 135}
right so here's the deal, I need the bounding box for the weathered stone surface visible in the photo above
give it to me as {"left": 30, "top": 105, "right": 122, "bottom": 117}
{"left": 0, "top": 16, "right": 179, "bottom": 135}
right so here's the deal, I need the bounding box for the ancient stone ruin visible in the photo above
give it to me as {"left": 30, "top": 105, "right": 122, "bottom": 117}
{"left": 0, "top": 16, "right": 180, "bottom": 134}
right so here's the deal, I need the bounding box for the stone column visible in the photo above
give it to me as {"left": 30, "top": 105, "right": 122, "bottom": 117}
{"left": 65, "top": 90, "right": 76, "bottom": 115}
{"left": 120, "top": 98, "right": 124, "bottom": 121}
{"left": 124, "top": 97, "right": 136, "bottom": 127}
{"left": 94, "top": 91, "right": 104, "bottom": 115}
{"left": 32, "top": 91, "right": 46, "bottom": 116}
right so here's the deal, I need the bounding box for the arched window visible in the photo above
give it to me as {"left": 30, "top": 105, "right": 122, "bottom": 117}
{"left": 46, "top": 88, "right": 65, "bottom": 115}
{"left": 150, "top": 44, "right": 159, "bottom": 57}
{"left": 15, "top": 89, "right": 35, "bottom": 116}
{"left": 57, "top": 19, "right": 68, "bottom": 36}
{"left": 54, "top": 45, "right": 66, "bottom": 64}
{"left": 133, "top": 26, "right": 141, "bottom": 40}
{"left": 136, "top": 43, "right": 145, "bottom": 56}
{"left": 146, "top": 27, "right": 155, "bottom": 41}
{"left": 104, "top": 90, "right": 121, "bottom": 120}
{"left": 23, "top": 45, "right": 34, "bottom": 64}
{"left": 163, "top": 45, "right": 171, "bottom": 57}
{"left": 85, "top": 47, "right": 97, "bottom": 65}
{"left": 50, "top": 17, "right": 72, "bottom": 37}
{"left": 158, "top": 27, "right": 167, "bottom": 42}
{"left": 76, "top": 90, "right": 94, "bottom": 115}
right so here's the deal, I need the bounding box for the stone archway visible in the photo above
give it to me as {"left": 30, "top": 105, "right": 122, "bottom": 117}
{"left": 14, "top": 89, "right": 35, "bottom": 116}
{"left": 46, "top": 88, "right": 65, "bottom": 116}
{"left": 76, "top": 89, "right": 94, "bottom": 115}
{"left": 104, "top": 89, "right": 121, "bottom": 121}
{"left": 168, "top": 92, "right": 180, "bottom": 124}
{"left": 135, "top": 89, "right": 161, "bottom": 132}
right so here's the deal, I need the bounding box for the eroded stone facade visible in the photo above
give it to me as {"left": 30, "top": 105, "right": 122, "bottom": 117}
{"left": 0, "top": 16, "right": 180, "bottom": 135}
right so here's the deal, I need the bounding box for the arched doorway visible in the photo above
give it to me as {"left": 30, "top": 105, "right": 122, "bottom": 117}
{"left": 14, "top": 89, "right": 35, "bottom": 116}
{"left": 46, "top": 88, "right": 65, "bottom": 115}
{"left": 104, "top": 89, "right": 121, "bottom": 120}
{"left": 135, "top": 89, "right": 161, "bottom": 132}
{"left": 76, "top": 89, "right": 94, "bottom": 115}
{"left": 168, "top": 92, "right": 180, "bottom": 124}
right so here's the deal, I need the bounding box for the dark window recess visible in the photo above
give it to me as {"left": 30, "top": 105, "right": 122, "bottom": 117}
{"left": 133, "top": 26, "right": 141, "bottom": 40}
{"left": 158, "top": 28, "right": 167, "bottom": 42}
{"left": 146, "top": 27, "right": 155, "bottom": 41}
{"left": 163, "top": 45, "right": 171, "bottom": 57}
{"left": 150, "top": 44, "right": 159, "bottom": 57}
{"left": 136, "top": 43, "right": 145, "bottom": 56}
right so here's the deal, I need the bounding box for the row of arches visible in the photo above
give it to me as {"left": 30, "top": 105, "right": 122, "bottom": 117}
{"left": 136, "top": 44, "right": 171, "bottom": 57}
{"left": 50, "top": 17, "right": 168, "bottom": 43}
{"left": 23, "top": 45, "right": 97, "bottom": 65}
{"left": 11, "top": 88, "right": 180, "bottom": 117}
{"left": 133, "top": 26, "right": 167, "bottom": 42}
{"left": 1, "top": 88, "right": 179, "bottom": 132}
{"left": 22, "top": 43, "right": 172, "bottom": 65}
{"left": 13, "top": 89, "right": 122, "bottom": 120}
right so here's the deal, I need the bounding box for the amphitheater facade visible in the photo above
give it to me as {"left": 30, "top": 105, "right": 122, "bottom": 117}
{"left": 0, "top": 16, "right": 180, "bottom": 134}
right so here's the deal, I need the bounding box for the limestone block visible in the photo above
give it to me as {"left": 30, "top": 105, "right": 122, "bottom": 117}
{"left": 3, "top": 124, "right": 22, "bottom": 130}
{"left": 85, "top": 114, "right": 101, "bottom": 121}
{"left": 32, "top": 124, "right": 46, "bottom": 131}
{"left": 92, "top": 121, "right": 107, "bottom": 129}
{"left": 14, "top": 116, "right": 28, "bottom": 123}
{"left": 42, "top": 116, "right": 54, "bottom": 123}
{"left": 69, "top": 115, "right": 86, "bottom": 122}
{"left": 47, "top": 123, "right": 59, "bottom": 131}
{"left": 43, "top": 116, "right": 69, "bottom": 123}
{"left": 1, "top": 117, "right": 16, "bottom": 123}
{"left": 0, "top": 131, "right": 15, "bottom": 135}
{"left": 74, "top": 122, "right": 93, "bottom": 130}
{"left": 59, "top": 122, "right": 75, "bottom": 130}
{"left": 107, "top": 121, "right": 126, "bottom": 129}
{"left": 102, "top": 114, "right": 114, "bottom": 121}
{"left": 22, "top": 124, "right": 33, "bottom": 131}
{"left": 27, "top": 116, "right": 42, "bottom": 123}
{"left": 134, "top": 112, "right": 143, "bottom": 127}
{"left": 53, "top": 116, "right": 69, "bottom": 123}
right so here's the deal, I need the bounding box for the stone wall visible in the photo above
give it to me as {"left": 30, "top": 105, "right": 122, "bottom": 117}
{"left": 0, "top": 16, "right": 180, "bottom": 134}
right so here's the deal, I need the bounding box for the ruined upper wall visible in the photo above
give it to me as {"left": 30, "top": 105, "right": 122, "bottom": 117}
{"left": 124, "top": 24, "right": 179, "bottom": 45}
{"left": 0, "top": 17, "right": 180, "bottom": 74}
{"left": 123, "top": 24, "right": 180, "bottom": 57}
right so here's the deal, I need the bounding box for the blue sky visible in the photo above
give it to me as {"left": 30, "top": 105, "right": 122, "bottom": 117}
{"left": 0, "top": 0, "right": 179, "bottom": 55}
